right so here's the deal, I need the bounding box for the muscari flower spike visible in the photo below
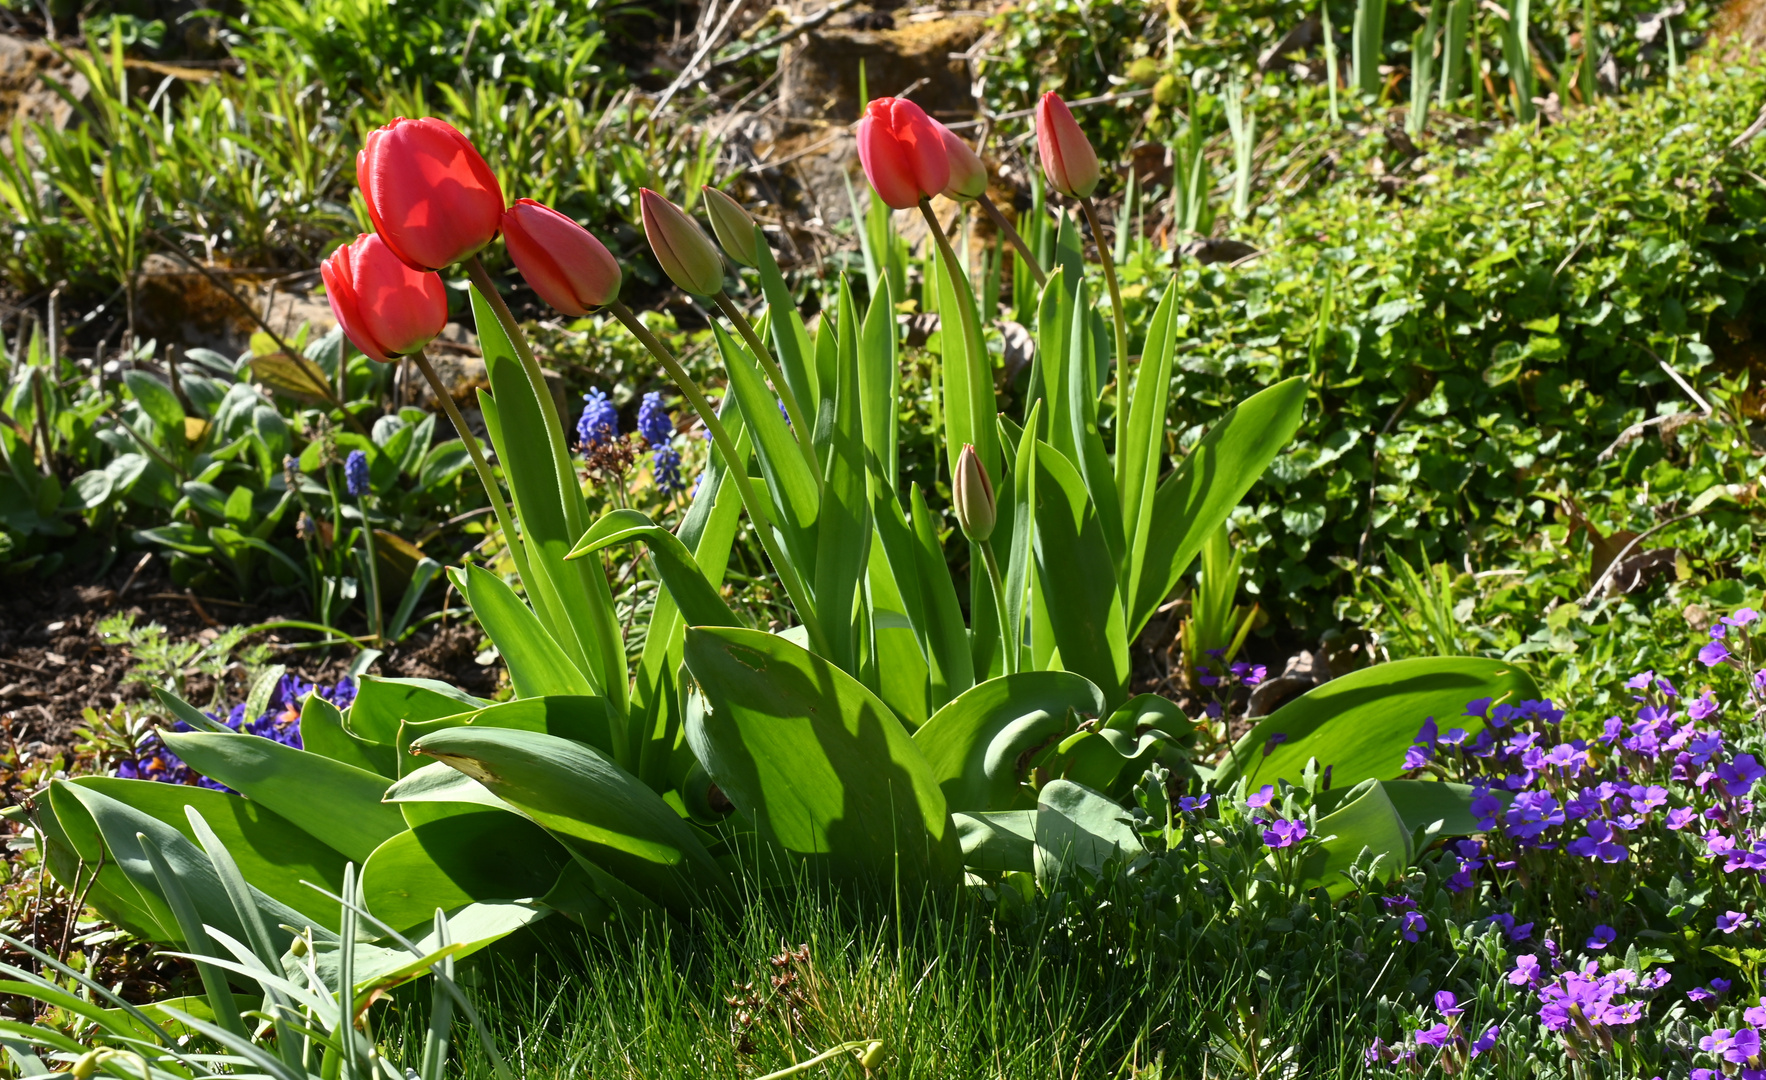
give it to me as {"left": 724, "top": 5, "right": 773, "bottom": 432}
{"left": 578, "top": 387, "right": 619, "bottom": 450}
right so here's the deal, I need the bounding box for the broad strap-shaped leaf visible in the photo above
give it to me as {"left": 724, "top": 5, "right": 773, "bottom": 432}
{"left": 45, "top": 781, "right": 338, "bottom": 948}
{"left": 682, "top": 626, "right": 962, "bottom": 889}
{"left": 409, "top": 726, "right": 729, "bottom": 918}
{"left": 1003, "top": 404, "right": 1041, "bottom": 675}
{"left": 1033, "top": 779, "right": 1144, "bottom": 888}
{"left": 954, "top": 810, "right": 1035, "bottom": 872}
{"left": 474, "top": 286, "right": 627, "bottom": 715}
{"left": 1217, "top": 656, "right": 1541, "bottom": 789}
{"left": 1118, "top": 283, "right": 1180, "bottom": 609}
{"left": 361, "top": 810, "right": 571, "bottom": 935}
{"left": 715, "top": 323, "right": 821, "bottom": 582}
{"left": 912, "top": 671, "right": 1105, "bottom": 813}
{"left": 1299, "top": 779, "right": 1412, "bottom": 896}
{"left": 159, "top": 731, "right": 405, "bottom": 863}
{"left": 455, "top": 563, "right": 599, "bottom": 700}
{"left": 569, "top": 508, "right": 741, "bottom": 630}
{"left": 43, "top": 777, "right": 345, "bottom": 937}
{"left": 1031, "top": 442, "right": 1130, "bottom": 706}
{"left": 346, "top": 675, "right": 486, "bottom": 747}
{"left": 857, "top": 277, "right": 899, "bottom": 492}
{"left": 753, "top": 224, "right": 819, "bottom": 421}
{"left": 1059, "top": 694, "right": 1193, "bottom": 795}
{"left": 299, "top": 691, "right": 396, "bottom": 778}
{"left": 1033, "top": 268, "right": 1073, "bottom": 458}
{"left": 1065, "top": 278, "right": 1124, "bottom": 572}
{"left": 813, "top": 277, "right": 872, "bottom": 676}
{"left": 910, "top": 484, "right": 975, "bottom": 707}
{"left": 1372, "top": 778, "right": 1511, "bottom": 850}
{"left": 934, "top": 229, "right": 1000, "bottom": 485}
{"left": 1128, "top": 377, "right": 1307, "bottom": 640}
{"left": 629, "top": 393, "right": 749, "bottom": 788}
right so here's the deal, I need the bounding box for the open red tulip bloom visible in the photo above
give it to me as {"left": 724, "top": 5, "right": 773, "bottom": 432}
{"left": 358, "top": 117, "right": 505, "bottom": 272}
{"left": 321, "top": 233, "right": 449, "bottom": 362}
{"left": 502, "top": 199, "right": 622, "bottom": 316}
{"left": 856, "top": 97, "right": 950, "bottom": 210}
{"left": 1035, "top": 92, "right": 1101, "bottom": 199}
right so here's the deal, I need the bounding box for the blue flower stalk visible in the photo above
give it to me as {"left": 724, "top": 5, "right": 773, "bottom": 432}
{"left": 638, "top": 391, "right": 688, "bottom": 497}
{"left": 345, "top": 449, "right": 384, "bottom": 641}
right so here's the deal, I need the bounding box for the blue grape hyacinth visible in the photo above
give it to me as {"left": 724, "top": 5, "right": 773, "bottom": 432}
{"left": 637, "top": 391, "right": 688, "bottom": 495}
{"left": 344, "top": 449, "right": 370, "bottom": 497}
{"left": 577, "top": 387, "right": 619, "bottom": 449}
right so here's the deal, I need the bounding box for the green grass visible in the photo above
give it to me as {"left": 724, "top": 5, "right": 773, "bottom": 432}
{"left": 406, "top": 882, "right": 1386, "bottom": 1079}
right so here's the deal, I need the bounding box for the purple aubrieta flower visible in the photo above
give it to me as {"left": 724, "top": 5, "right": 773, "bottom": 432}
{"left": 344, "top": 449, "right": 370, "bottom": 497}
{"left": 1724, "top": 608, "right": 1761, "bottom": 628}
{"left": 1413, "top": 1023, "right": 1453, "bottom": 1049}
{"left": 1667, "top": 806, "right": 1699, "bottom": 830}
{"left": 1464, "top": 696, "right": 1493, "bottom": 719}
{"left": 1434, "top": 990, "right": 1463, "bottom": 1017}
{"left": 1261, "top": 732, "right": 1289, "bottom": 757}
{"left": 1745, "top": 998, "right": 1766, "bottom": 1027}
{"left": 1246, "top": 784, "right": 1275, "bottom": 809}
{"left": 1626, "top": 670, "right": 1657, "bottom": 691}
{"left": 1178, "top": 794, "right": 1212, "bottom": 813}
{"left": 1508, "top": 954, "right": 1542, "bottom": 985}
{"left": 1469, "top": 1024, "right": 1500, "bottom": 1057}
{"left": 1701, "top": 640, "right": 1734, "bottom": 668}
{"left": 1262, "top": 818, "right": 1308, "bottom": 849}
{"left": 1402, "top": 743, "right": 1434, "bottom": 771}
{"left": 1587, "top": 924, "right": 1617, "bottom": 950}
{"left": 1690, "top": 691, "right": 1721, "bottom": 721}
{"left": 1401, "top": 911, "right": 1428, "bottom": 942}
{"left": 1719, "top": 910, "right": 1751, "bottom": 934}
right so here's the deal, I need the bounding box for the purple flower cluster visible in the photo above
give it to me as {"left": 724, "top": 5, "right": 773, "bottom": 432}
{"left": 1402, "top": 677, "right": 1766, "bottom": 889}
{"left": 1365, "top": 991, "right": 1499, "bottom": 1068}
{"left": 1695, "top": 1025, "right": 1766, "bottom": 1079}
{"left": 1195, "top": 649, "right": 1267, "bottom": 719}
{"left": 115, "top": 675, "right": 356, "bottom": 791}
{"left": 344, "top": 449, "right": 370, "bottom": 498}
{"left": 576, "top": 388, "right": 618, "bottom": 450}
{"left": 636, "top": 391, "right": 686, "bottom": 495}
{"left": 1509, "top": 954, "right": 1669, "bottom": 1034}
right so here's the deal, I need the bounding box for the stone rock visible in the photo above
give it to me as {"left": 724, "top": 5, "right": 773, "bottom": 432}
{"left": 1247, "top": 650, "right": 1330, "bottom": 718}
{"left": 0, "top": 34, "right": 86, "bottom": 133}
{"left": 778, "top": 9, "right": 987, "bottom": 121}
{"left": 1716, "top": 0, "right": 1766, "bottom": 47}
{"left": 134, "top": 253, "right": 337, "bottom": 358}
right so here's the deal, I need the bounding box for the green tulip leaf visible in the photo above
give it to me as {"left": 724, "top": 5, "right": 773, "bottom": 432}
{"left": 683, "top": 626, "right": 962, "bottom": 889}
{"left": 1218, "top": 656, "right": 1539, "bottom": 789}
{"left": 953, "top": 810, "right": 1036, "bottom": 873}
{"left": 1032, "top": 442, "right": 1130, "bottom": 705}
{"left": 159, "top": 731, "right": 405, "bottom": 863}
{"left": 1033, "top": 779, "right": 1145, "bottom": 888}
{"left": 409, "top": 726, "right": 728, "bottom": 918}
{"left": 361, "top": 810, "right": 571, "bottom": 935}
{"left": 912, "top": 671, "right": 1105, "bottom": 813}
{"left": 1300, "top": 779, "right": 1412, "bottom": 896}
{"left": 347, "top": 675, "right": 486, "bottom": 746}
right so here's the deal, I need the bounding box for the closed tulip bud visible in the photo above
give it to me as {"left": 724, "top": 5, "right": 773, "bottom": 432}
{"left": 936, "top": 122, "right": 987, "bottom": 201}
{"left": 358, "top": 117, "right": 504, "bottom": 271}
{"left": 501, "top": 199, "right": 622, "bottom": 315}
{"left": 640, "top": 188, "right": 726, "bottom": 296}
{"left": 856, "top": 96, "right": 950, "bottom": 210}
{"left": 702, "top": 186, "right": 761, "bottom": 268}
{"left": 320, "top": 233, "right": 449, "bottom": 363}
{"left": 1035, "top": 92, "right": 1101, "bottom": 199}
{"left": 953, "top": 443, "right": 995, "bottom": 542}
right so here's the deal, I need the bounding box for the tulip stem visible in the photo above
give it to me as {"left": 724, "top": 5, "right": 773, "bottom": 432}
{"left": 1077, "top": 196, "right": 1130, "bottom": 370}
{"left": 712, "top": 290, "right": 821, "bottom": 482}
{"left": 976, "top": 193, "right": 1046, "bottom": 288}
{"left": 607, "top": 299, "right": 830, "bottom": 660}
{"left": 411, "top": 349, "right": 537, "bottom": 598}
{"left": 463, "top": 256, "right": 587, "bottom": 537}
{"left": 979, "top": 538, "right": 1016, "bottom": 675}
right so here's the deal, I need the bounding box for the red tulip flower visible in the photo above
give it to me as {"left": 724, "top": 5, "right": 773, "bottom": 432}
{"left": 502, "top": 199, "right": 622, "bottom": 315}
{"left": 856, "top": 97, "right": 950, "bottom": 210}
{"left": 320, "top": 233, "right": 449, "bottom": 362}
{"left": 936, "top": 122, "right": 987, "bottom": 201}
{"left": 357, "top": 117, "right": 504, "bottom": 271}
{"left": 1035, "top": 92, "right": 1100, "bottom": 199}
